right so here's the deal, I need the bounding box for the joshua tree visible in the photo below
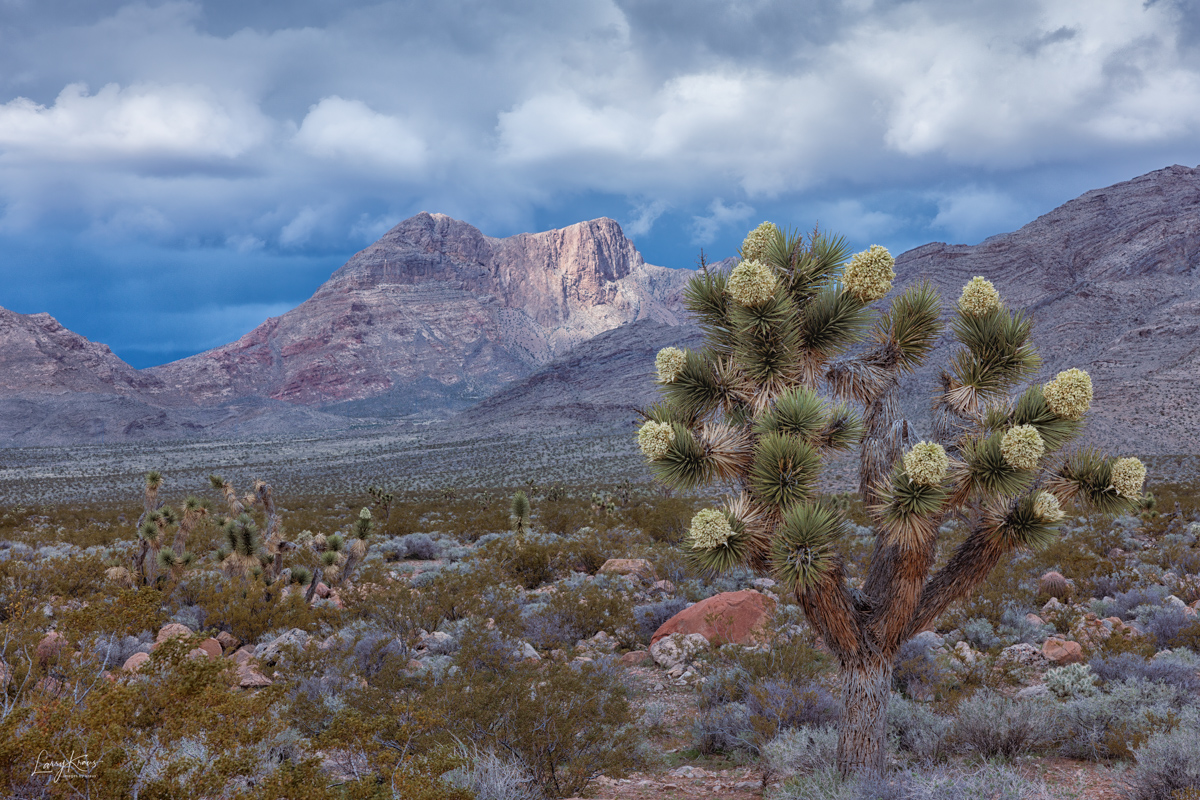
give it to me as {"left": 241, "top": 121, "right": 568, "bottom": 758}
{"left": 639, "top": 222, "right": 1146, "bottom": 777}
{"left": 131, "top": 472, "right": 205, "bottom": 585}
{"left": 217, "top": 514, "right": 271, "bottom": 580}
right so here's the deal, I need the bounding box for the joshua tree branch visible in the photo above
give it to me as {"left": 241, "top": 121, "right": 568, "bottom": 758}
{"left": 904, "top": 525, "right": 1007, "bottom": 639}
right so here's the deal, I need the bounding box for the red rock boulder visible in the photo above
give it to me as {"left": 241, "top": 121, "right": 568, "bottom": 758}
{"left": 651, "top": 590, "right": 776, "bottom": 647}
{"left": 1042, "top": 636, "right": 1085, "bottom": 665}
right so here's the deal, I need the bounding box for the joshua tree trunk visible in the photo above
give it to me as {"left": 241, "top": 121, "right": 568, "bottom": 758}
{"left": 837, "top": 656, "right": 893, "bottom": 777}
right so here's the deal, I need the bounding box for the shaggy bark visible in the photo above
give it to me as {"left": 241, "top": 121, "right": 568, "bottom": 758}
{"left": 836, "top": 657, "right": 893, "bottom": 777}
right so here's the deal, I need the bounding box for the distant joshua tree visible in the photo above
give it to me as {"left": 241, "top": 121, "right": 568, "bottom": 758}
{"left": 639, "top": 221, "right": 1146, "bottom": 777}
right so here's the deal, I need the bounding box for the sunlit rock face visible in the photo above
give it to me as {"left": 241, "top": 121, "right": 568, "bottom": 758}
{"left": 144, "top": 213, "right": 693, "bottom": 412}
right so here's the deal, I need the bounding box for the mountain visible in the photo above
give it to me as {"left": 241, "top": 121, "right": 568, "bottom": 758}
{"left": 143, "top": 214, "right": 693, "bottom": 414}
{"left": 3, "top": 166, "right": 1200, "bottom": 454}
{"left": 452, "top": 166, "right": 1200, "bottom": 457}
{"left": 457, "top": 319, "right": 705, "bottom": 436}
{"left": 0, "top": 307, "right": 163, "bottom": 397}
{"left": 891, "top": 163, "right": 1200, "bottom": 454}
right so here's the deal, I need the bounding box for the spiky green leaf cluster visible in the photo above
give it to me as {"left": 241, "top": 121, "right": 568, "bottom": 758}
{"left": 949, "top": 307, "right": 1040, "bottom": 401}
{"left": 749, "top": 432, "right": 820, "bottom": 508}
{"left": 771, "top": 503, "right": 844, "bottom": 593}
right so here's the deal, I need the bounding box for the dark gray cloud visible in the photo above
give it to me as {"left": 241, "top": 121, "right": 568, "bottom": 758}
{"left": 1, "top": 0, "right": 1199, "bottom": 365}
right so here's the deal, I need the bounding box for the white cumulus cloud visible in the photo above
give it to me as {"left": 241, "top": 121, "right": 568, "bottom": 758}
{"left": 0, "top": 82, "right": 269, "bottom": 163}
{"left": 294, "top": 96, "right": 426, "bottom": 173}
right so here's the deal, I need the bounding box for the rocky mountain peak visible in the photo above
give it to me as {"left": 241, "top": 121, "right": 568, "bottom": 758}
{"left": 140, "top": 213, "right": 692, "bottom": 410}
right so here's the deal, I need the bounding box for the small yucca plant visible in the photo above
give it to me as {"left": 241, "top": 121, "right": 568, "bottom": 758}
{"left": 511, "top": 490, "right": 531, "bottom": 534}
{"left": 640, "top": 221, "right": 1146, "bottom": 777}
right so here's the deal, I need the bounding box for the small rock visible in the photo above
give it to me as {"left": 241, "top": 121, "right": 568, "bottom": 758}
{"left": 232, "top": 646, "right": 255, "bottom": 665}
{"left": 1016, "top": 685, "right": 1051, "bottom": 700}
{"left": 1165, "top": 595, "right": 1188, "bottom": 610}
{"left": 1025, "top": 613, "right": 1046, "bottom": 627}
{"left": 996, "top": 643, "right": 1048, "bottom": 674}
{"left": 652, "top": 579, "right": 675, "bottom": 594}
{"left": 516, "top": 641, "right": 540, "bottom": 661}
{"left": 154, "top": 623, "right": 193, "bottom": 649}
{"left": 650, "top": 632, "right": 710, "bottom": 669}
{"left": 122, "top": 652, "right": 151, "bottom": 672}
{"left": 1042, "top": 636, "right": 1085, "bottom": 665}
{"left": 750, "top": 578, "right": 776, "bottom": 591}
{"left": 598, "top": 558, "right": 656, "bottom": 582}
{"left": 196, "top": 639, "right": 222, "bottom": 660}
{"left": 237, "top": 663, "right": 273, "bottom": 688}
{"left": 216, "top": 631, "right": 241, "bottom": 653}
{"left": 619, "top": 650, "right": 651, "bottom": 666}
{"left": 1041, "top": 597, "right": 1064, "bottom": 616}
{"left": 255, "top": 628, "right": 309, "bottom": 665}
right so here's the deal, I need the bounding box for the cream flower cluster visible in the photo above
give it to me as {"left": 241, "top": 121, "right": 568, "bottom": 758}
{"left": 843, "top": 245, "right": 895, "bottom": 303}
{"left": 903, "top": 441, "right": 949, "bottom": 486}
{"left": 741, "top": 221, "right": 779, "bottom": 263}
{"left": 1001, "top": 424, "right": 1045, "bottom": 470}
{"left": 1033, "top": 491, "right": 1065, "bottom": 522}
{"left": 655, "top": 347, "right": 687, "bottom": 384}
{"left": 1043, "top": 368, "right": 1093, "bottom": 420}
{"left": 1111, "top": 457, "right": 1147, "bottom": 499}
{"left": 959, "top": 276, "right": 1001, "bottom": 315}
{"left": 689, "top": 508, "right": 734, "bottom": 550}
{"left": 637, "top": 421, "right": 675, "bottom": 460}
{"left": 727, "top": 259, "right": 777, "bottom": 307}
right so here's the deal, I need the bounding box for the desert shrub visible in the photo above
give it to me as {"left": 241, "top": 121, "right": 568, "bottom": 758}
{"left": 746, "top": 678, "right": 839, "bottom": 742}
{"left": 384, "top": 533, "right": 445, "bottom": 561}
{"left": 170, "top": 572, "right": 331, "bottom": 645}
{"left": 996, "top": 606, "right": 1053, "bottom": 646}
{"left": 1090, "top": 651, "right": 1200, "bottom": 694}
{"left": 697, "top": 665, "right": 751, "bottom": 709}
{"left": 776, "top": 763, "right": 1058, "bottom": 800}
{"left": 1044, "top": 663, "right": 1098, "bottom": 699}
{"left": 352, "top": 630, "right": 410, "bottom": 680}
{"left": 89, "top": 632, "right": 152, "bottom": 670}
{"left": 625, "top": 497, "right": 699, "bottom": 544}
{"left": 1124, "top": 708, "right": 1200, "bottom": 800}
{"left": 557, "top": 532, "right": 610, "bottom": 575}
{"left": 1170, "top": 619, "right": 1200, "bottom": 653}
{"left": 887, "top": 694, "right": 950, "bottom": 762}
{"left": 170, "top": 603, "right": 207, "bottom": 631}
{"left": 1057, "top": 678, "right": 1184, "bottom": 760}
{"left": 520, "top": 580, "right": 635, "bottom": 650}
{"left": 537, "top": 499, "right": 589, "bottom": 537}
{"left": 962, "top": 617, "right": 1000, "bottom": 651}
{"left": 723, "top": 635, "right": 832, "bottom": 684}
{"left": 1134, "top": 604, "right": 1196, "bottom": 649}
{"left": 761, "top": 725, "right": 838, "bottom": 780}
{"left": 947, "top": 690, "right": 1060, "bottom": 758}
{"left": 58, "top": 585, "right": 166, "bottom": 640}
{"left": 693, "top": 701, "right": 754, "bottom": 754}
{"left": 632, "top": 597, "right": 688, "bottom": 645}
{"left": 437, "top": 639, "right": 639, "bottom": 798}
{"left": 1093, "top": 586, "right": 1171, "bottom": 620}
{"left": 443, "top": 744, "right": 542, "bottom": 800}
{"left": 482, "top": 533, "right": 558, "bottom": 590}
{"left": 892, "top": 635, "right": 943, "bottom": 699}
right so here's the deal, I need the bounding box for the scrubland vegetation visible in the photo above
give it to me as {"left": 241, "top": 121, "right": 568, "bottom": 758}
{"left": 1, "top": 471, "right": 1199, "bottom": 799}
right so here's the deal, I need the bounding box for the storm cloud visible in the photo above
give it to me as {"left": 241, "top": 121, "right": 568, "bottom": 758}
{"left": 2, "top": 0, "right": 1199, "bottom": 365}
